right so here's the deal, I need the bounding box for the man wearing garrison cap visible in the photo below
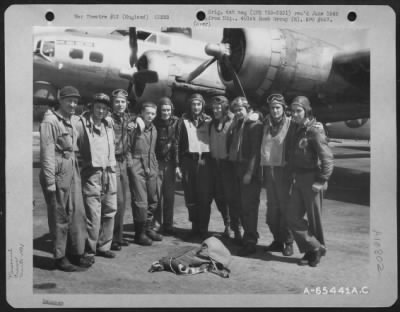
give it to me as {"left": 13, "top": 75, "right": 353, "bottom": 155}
{"left": 39, "top": 86, "right": 92, "bottom": 271}
{"left": 176, "top": 93, "right": 213, "bottom": 239}
{"left": 285, "top": 95, "right": 334, "bottom": 267}
{"left": 227, "top": 96, "right": 263, "bottom": 256}
{"left": 76, "top": 92, "right": 118, "bottom": 260}
{"left": 108, "top": 89, "right": 137, "bottom": 251}
{"left": 260, "top": 94, "right": 294, "bottom": 257}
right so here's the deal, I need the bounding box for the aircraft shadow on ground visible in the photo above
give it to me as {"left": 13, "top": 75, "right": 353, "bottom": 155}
{"left": 33, "top": 233, "right": 55, "bottom": 270}
{"left": 339, "top": 145, "right": 370, "bottom": 152}
{"left": 325, "top": 166, "right": 370, "bottom": 206}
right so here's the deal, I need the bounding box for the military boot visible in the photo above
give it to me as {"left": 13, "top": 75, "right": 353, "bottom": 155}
{"left": 55, "top": 257, "right": 81, "bottom": 272}
{"left": 145, "top": 220, "right": 163, "bottom": 241}
{"left": 233, "top": 228, "right": 243, "bottom": 246}
{"left": 134, "top": 222, "right": 152, "bottom": 246}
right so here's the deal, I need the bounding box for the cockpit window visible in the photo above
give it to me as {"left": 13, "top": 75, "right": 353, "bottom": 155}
{"left": 89, "top": 51, "right": 103, "bottom": 63}
{"left": 69, "top": 48, "right": 84, "bottom": 59}
{"left": 137, "top": 30, "right": 151, "bottom": 41}
{"left": 35, "top": 40, "right": 42, "bottom": 53}
{"left": 42, "top": 41, "right": 55, "bottom": 57}
{"left": 145, "top": 34, "right": 157, "bottom": 43}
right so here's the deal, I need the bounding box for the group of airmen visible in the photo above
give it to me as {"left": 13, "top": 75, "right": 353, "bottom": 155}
{"left": 39, "top": 85, "right": 333, "bottom": 272}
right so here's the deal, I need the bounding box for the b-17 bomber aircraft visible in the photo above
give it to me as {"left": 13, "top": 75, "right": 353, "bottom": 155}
{"left": 33, "top": 27, "right": 370, "bottom": 140}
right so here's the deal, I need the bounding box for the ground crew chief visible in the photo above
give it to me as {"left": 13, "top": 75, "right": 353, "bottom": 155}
{"left": 286, "top": 95, "right": 334, "bottom": 267}
{"left": 39, "top": 85, "right": 91, "bottom": 271}
{"left": 261, "top": 94, "right": 294, "bottom": 257}
{"left": 153, "top": 97, "right": 180, "bottom": 235}
{"left": 227, "top": 97, "right": 263, "bottom": 256}
{"left": 127, "top": 102, "right": 161, "bottom": 246}
{"left": 76, "top": 93, "right": 118, "bottom": 260}
{"left": 176, "top": 93, "right": 213, "bottom": 239}
{"left": 110, "top": 89, "right": 136, "bottom": 251}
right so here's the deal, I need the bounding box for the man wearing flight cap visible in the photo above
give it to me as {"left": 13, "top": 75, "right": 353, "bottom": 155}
{"left": 260, "top": 93, "right": 294, "bottom": 256}
{"left": 176, "top": 93, "right": 213, "bottom": 239}
{"left": 209, "top": 95, "right": 241, "bottom": 241}
{"left": 153, "top": 96, "right": 180, "bottom": 235}
{"left": 39, "top": 85, "right": 91, "bottom": 271}
{"left": 76, "top": 93, "right": 117, "bottom": 260}
{"left": 286, "top": 95, "right": 333, "bottom": 267}
{"left": 109, "top": 89, "right": 136, "bottom": 251}
{"left": 227, "top": 96, "right": 263, "bottom": 256}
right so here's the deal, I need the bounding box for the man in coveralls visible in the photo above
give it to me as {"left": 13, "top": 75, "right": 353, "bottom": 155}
{"left": 227, "top": 97, "right": 263, "bottom": 256}
{"left": 127, "top": 102, "right": 162, "bottom": 246}
{"left": 110, "top": 89, "right": 136, "bottom": 251}
{"left": 76, "top": 93, "right": 117, "bottom": 260}
{"left": 286, "top": 96, "right": 334, "bottom": 267}
{"left": 209, "top": 95, "right": 241, "bottom": 242}
{"left": 261, "top": 94, "right": 294, "bottom": 256}
{"left": 176, "top": 93, "right": 213, "bottom": 239}
{"left": 153, "top": 97, "right": 180, "bottom": 235}
{"left": 40, "top": 86, "right": 91, "bottom": 271}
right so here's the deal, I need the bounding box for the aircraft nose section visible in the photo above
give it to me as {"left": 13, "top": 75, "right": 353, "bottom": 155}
{"left": 205, "top": 43, "right": 230, "bottom": 59}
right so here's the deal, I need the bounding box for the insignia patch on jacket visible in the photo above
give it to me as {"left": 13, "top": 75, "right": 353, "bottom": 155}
{"left": 299, "top": 138, "right": 308, "bottom": 149}
{"left": 127, "top": 122, "right": 136, "bottom": 130}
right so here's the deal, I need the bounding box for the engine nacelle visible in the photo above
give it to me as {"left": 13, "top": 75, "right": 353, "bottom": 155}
{"left": 134, "top": 50, "right": 225, "bottom": 114}
{"left": 219, "top": 28, "right": 339, "bottom": 102}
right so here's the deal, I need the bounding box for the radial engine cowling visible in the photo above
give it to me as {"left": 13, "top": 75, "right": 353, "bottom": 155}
{"left": 219, "top": 28, "right": 340, "bottom": 101}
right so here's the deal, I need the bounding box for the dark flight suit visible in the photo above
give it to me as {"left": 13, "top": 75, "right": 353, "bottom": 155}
{"left": 154, "top": 116, "right": 179, "bottom": 228}
{"left": 76, "top": 112, "right": 117, "bottom": 255}
{"left": 227, "top": 118, "right": 263, "bottom": 246}
{"left": 286, "top": 119, "right": 334, "bottom": 253}
{"left": 177, "top": 113, "right": 213, "bottom": 235}
{"left": 127, "top": 123, "right": 158, "bottom": 224}
{"left": 39, "top": 109, "right": 86, "bottom": 259}
{"left": 112, "top": 112, "right": 136, "bottom": 244}
{"left": 260, "top": 115, "right": 293, "bottom": 245}
{"left": 209, "top": 114, "right": 239, "bottom": 233}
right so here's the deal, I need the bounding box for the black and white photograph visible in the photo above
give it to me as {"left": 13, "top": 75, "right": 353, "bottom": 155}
{"left": 4, "top": 4, "right": 397, "bottom": 308}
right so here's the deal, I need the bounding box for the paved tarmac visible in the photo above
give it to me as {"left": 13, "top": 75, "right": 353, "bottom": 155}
{"left": 32, "top": 134, "right": 370, "bottom": 296}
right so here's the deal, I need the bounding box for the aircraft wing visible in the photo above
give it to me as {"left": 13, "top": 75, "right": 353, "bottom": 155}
{"left": 330, "top": 49, "right": 370, "bottom": 93}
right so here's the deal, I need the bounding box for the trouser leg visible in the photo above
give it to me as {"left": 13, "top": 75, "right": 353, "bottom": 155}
{"left": 240, "top": 178, "right": 261, "bottom": 246}
{"left": 146, "top": 170, "right": 159, "bottom": 221}
{"left": 265, "top": 167, "right": 281, "bottom": 242}
{"left": 128, "top": 163, "right": 148, "bottom": 223}
{"left": 98, "top": 191, "right": 117, "bottom": 252}
{"left": 287, "top": 173, "right": 321, "bottom": 253}
{"left": 162, "top": 161, "right": 176, "bottom": 226}
{"left": 274, "top": 167, "right": 294, "bottom": 244}
{"left": 212, "top": 159, "right": 230, "bottom": 227}
{"left": 222, "top": 161, "right": 240, "bottom": 232}
{"left": 265, "top": 166, "right": 293, "bottom": 244}
{"left": 197, "top": 159, "right": 213, "bottom": 234}
{"left": 67, "top": 163, "right": 87, "bottom": 256}
{"left": 82, "top": 169, "right": 102, "bottom": 256}
{"left": 41, "top": 169, "right": 72, "bottom": 259}
{"left": 181, "top": 157, "right": 199, "bottom": 228}
{"left": 113, "top": 160, "right": 128, "bottom": 243}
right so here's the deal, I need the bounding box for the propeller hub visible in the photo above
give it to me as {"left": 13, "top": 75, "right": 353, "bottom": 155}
{"left": 205, "top": 43, "right": 230, "bottom": 59}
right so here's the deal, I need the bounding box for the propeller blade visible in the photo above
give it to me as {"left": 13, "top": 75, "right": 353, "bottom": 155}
{"left": 222, "top": 55, "right": 246, "bottom": 98}
{"left": 133, "top": 70, "right": 159, "bottom": 84}
{"left": 129, "top": 27, "right": 138, "bottom": 67}
{"left": 181, "top": 57, "right": 217, "bottom": 83}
